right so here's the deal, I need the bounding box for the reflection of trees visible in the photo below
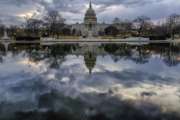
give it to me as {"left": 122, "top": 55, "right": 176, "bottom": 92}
{"left": 1, "top": 44, "right": 78, "bottom": 69}
{"left": 103, "top": 44, "right": 132, "bottom": 61}
{"left": 103, "top": 44, "right": 151, "bottom": 64}
{"left": 0, "top": 52, "right": 3, "bottom": 63}
{"left": 49, "top": 56, "right": 65, "bottom": 69}
{"left": 50, "top": 44, "right": 73, "bottom": 56}
{"left": 29, "top": 49, "right": 44, "bottom": 63}
{"left": 130, "top": 46, "right": 151, "bottom": 64}
{"left": 0, "top": 44, "right": 5, "bottom": 63}
{"left": 24, "top": 46, "right": 65, "bottom": 69}
{"left": 48, "top": 44, "right": 77, "bottom": 69}
{"left": 103, "top": 44, "right": 119, "bottom": 54}
{"left": 111, "top": 45, "right": 132, "bottom": 62}
{"left": 2, "top": 44, "right": 180, "bottom": 68}
{"left": 163, "top": 44, "right": 180, "bottom": 66}
{"left": 0, "top": 43, "right": 8, "bottom": 52}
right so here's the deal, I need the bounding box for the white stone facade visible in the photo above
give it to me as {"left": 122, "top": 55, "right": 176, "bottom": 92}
{"left": 71, "top": 23, "right": 109, "bottom": 36}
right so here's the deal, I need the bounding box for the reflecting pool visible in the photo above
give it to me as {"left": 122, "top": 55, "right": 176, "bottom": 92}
{"left": 0, "top": 43, "right": 180, "bottom": 120}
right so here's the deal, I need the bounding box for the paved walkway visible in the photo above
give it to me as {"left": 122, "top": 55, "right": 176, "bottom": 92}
{"left": 0, "top": 39, "right": 180, "bottom": 45}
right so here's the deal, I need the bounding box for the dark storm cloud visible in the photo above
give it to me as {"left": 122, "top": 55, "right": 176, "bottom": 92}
{"left": 92, "top": 0, "right": 162, "bottom": 6}
{"left": 0, "top": 0, "right": 179, "bottom": 25}
{"left": 38, "top": 0, "right": 165, "bottom": 13}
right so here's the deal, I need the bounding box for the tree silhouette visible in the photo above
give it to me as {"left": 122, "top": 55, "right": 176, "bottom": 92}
{"left": 104, "top": 26, "right": 119, "bottom": 36}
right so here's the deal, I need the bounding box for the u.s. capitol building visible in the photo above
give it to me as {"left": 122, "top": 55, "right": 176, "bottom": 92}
{"left": 70, "top": 0, "right": 109, "bottom": 37}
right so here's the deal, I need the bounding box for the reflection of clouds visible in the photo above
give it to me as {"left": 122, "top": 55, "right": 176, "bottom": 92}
{"left": 98, "top": 55, "right": 180, "bottom": 80}
{"left": 0, "top": 53, "right": 180, "bottom": 116}
{"left": 94, "top": 55, "right": 180, "bottom": 112}
{"left": 33, "top": 54, "right": 180, "bottom": 113}
{"left": 0, "top": 53, "right": 49, "bottom": 105}
{"left": 0, "top": 52, "right": 48, "bottom": 77}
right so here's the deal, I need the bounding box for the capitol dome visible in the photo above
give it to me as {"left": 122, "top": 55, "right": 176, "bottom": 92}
{"left": 84, "top": 0, "right": 97, "bottom": 29}
{"left": 85, "top": 7, "right": 96, "bottom": 18}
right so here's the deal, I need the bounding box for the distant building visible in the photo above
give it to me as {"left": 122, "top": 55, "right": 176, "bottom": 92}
{"left": 167, "top": 14, "right": 180, "bottom": 25}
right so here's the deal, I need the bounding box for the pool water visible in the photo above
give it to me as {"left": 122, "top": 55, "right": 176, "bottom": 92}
{"left": 0, "top": 43, "right": 180, "bottom": 120}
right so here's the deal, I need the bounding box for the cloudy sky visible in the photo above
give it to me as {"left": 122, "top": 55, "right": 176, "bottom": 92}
{"left": 0, "top": 0, "right": 180, "bottom": 25}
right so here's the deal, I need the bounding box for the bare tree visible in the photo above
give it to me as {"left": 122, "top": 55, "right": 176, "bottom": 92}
{"left": 25, "top": 18, "right": 43, "bottom": 36}
{"left": 8, "top": 25, "right": 18, "bottom": 37}
{"left": 0, "top": 20, "right": 5, "bottom": 37}
{"left": 167, "top": 14, "right": 180, "bottom": 40}
{"left": 112, "top": 18, "right": 133, "bottom": 37}
{"left": 113, "top": 17, "right": 121, "bottom": 25}
{"left": 44, "top": 10, "right": 65, "bottom": 37}
{"left": 134, "top": 16, "right": 151, "bottom": 36}
{"left": 105, "top": 25, "right": 119, "bottom": 37}
{"left": 120, "top": 20, "right": 133, "bottom": 33}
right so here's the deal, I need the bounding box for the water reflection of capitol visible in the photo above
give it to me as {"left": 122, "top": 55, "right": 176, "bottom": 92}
{"left": 84, "top": 51, "right": 96, "bottom": 74}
